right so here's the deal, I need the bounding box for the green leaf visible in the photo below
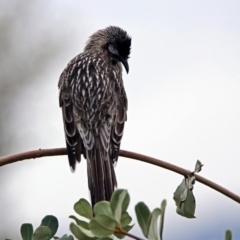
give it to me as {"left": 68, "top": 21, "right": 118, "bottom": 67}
{"left": 32, "top": 226, "right": 51, "bottom": 240}
{"left": 123, "top": 224, "right": 134, "bottom": 232}
{"left": 122, "top": 191, "right": 130, "bottom": 214}
{"left": 194, "top": 160, "right": 203, "bottom": 173}
{"left": 110, "top": 190, "right": 128, "bottom": 224}
{"left": 174, "top": 179, "right": 189, "bottom": 203}
{"left": 225, "top": 230, "right": 232, "bottom": 240}
{"left": 159, "top": 200, "right": 167, "bottom": 240}
{"left": 57, "top": 235, "right": 67, "bottom": 240}
{"left": 188, "top": 176, "right": 196, "bottom": 190}
{"left": 20, "top": 223, "right": 33, "bottom": 240}
{"left": 147, "top": 208, "right": 161, "bottom": 240}
{"left": 69, "top": 215, "right": 89, "bottom": 229}
{"left": 174, "top": 178, "right": 196, "bottom": 218}
{"left": 120, "top": 212, "right": 132, "bottom": 228}
{"left": 114, "top": 224, "right": 134, "bottom": 239}
{"left": 66, "top": 236, "right": 74, "bottom": 240}
{"left": 110, "top": 189, "right": 130, "bottom": 215}
{"left": 114, "top": 210, "right": 134, "bottom": 240}
{"left": 74, "top": 198, "right": 93, "bottom": 220}
{"left": 135, "top": 202, "right": 151, "bottom": 237}
{"left": 40, "top": 215, "right": 58, "bottom": 239}
{"left": 176, "top": 190, "right": 196, "bottom": 218}
{"left": 70, "top": 223, "right": 96, "bottom": 240}
{"left": 57, "top": 235, "right": 74, "bottom": 240}
{"left": 93, "top": 201, "right": 114, "bottom": 220}
{"left": 89, "top": 215, "right": 117, "bottom": 238}
{"left": 113, "top": 232, "right": 125, "bottom": 240}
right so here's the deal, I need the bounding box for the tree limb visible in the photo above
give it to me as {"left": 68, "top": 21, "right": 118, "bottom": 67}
{"left": 0, "top": 148, "right": 239, "bottom": 204}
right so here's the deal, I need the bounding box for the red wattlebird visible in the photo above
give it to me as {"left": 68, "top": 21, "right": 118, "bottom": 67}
{"left": 58, "top": 26, "right": 131, "bottom": 206}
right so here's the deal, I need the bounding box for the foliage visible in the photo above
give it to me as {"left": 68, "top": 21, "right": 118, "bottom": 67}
{"left": 19, "top": 215, "right": 73, "bottom": 240}
{"left": 70, "top": 189, "right": 135, "bottom": 239}
{"left": 173, "top": 160, "right": 203, "bottom": 218}
{"left": 225, "top": 230, "right": 232, "bottom": 240}
{"left": 69, "top": 189, "right": 167, "bottom": 240}
{"left": 5, "top": 188, "right": 233, "bottom": 239}
{"left": 5, "top": 161, "right": 234, "bottom": 240}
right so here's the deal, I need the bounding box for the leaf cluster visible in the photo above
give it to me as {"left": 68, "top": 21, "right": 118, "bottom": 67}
{"left": 69, "top": 189, "right": 133, "bottom": 240}
{"left": 173, "top": 160, "right": 203, "bottom": 218}
{"left": 5, "top": 186, "right": 233, "bottom": 240}
{"left": 20, "top": 215, "right": 73, "bottom": 240}
{"left": 5, "top": 160, "right": 235, "bottom": 240}
{"left": 135, "top": 200, "right": 166, "bottom": 240}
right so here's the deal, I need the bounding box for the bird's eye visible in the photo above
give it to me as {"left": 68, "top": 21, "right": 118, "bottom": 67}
{"left": 108, "top": 44, "right": 118, "bottom": 55}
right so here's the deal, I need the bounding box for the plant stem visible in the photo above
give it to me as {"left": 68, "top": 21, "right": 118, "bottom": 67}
{"left": 115, "top": 227, "right": 144, "bottom": 240}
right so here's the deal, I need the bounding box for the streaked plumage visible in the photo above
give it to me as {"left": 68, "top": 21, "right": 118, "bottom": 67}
{"left": 58, "top": 26, "right": 131, "bottom": 206}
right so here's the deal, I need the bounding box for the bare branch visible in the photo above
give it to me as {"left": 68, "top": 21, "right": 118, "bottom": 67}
{"left": 0, "top": 148, "right": 239, "bottom": 204}
{"left": 0, "top": 148, "right": 67, "bottom": 166}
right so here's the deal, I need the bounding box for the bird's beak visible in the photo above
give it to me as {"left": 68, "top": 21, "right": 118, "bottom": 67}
{"left": 118, "top": 55, "right": 129, "bottom": 73}
{"left": 120, "top": 57, "right": 129, "bottom": 73}
{"left": 108, "top": 45, "right": 129, "bottom": 73}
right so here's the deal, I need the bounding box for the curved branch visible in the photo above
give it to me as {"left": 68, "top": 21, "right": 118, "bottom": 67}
{"left": 0, "top": 148, "right": 239, "bottom": 204}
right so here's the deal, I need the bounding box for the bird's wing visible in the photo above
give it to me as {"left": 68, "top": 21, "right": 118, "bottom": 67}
{"left": 110, "top": 87, "right": 128, "bottom": 165}
{"left": 58, "top": 62, "right": 85, "bottom": 171}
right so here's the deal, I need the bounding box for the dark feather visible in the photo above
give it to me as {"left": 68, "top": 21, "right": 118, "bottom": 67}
{"left": 87, "top": 136, "right": 116, "bottom": 206}
{"left": 59, "top": 73, "right": 85, "bottom": 171}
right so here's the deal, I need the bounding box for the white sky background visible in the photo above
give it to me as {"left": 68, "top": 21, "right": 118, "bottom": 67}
{"left": 1, "top": 0, "right": 240, "bottom": 239}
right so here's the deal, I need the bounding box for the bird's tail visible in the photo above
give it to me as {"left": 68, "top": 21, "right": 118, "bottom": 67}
{"left": 86, "top": 137, "right": 117, "bottom": 207}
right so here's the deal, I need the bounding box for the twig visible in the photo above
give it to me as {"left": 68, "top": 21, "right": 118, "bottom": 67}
{"left": 0, "top": 148, "right": 239, "bottom": 204}
{"left": 115, "top": 227, "right": 144, "bottom": 240}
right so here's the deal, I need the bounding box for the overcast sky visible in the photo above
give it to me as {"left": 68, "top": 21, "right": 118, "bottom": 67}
{"left": 1, "top": 1, "right": 240, "bottom": 239}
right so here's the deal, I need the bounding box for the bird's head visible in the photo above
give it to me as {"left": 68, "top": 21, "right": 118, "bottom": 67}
{"left": 84, "top": 26, "right": 131, "bottom": 73}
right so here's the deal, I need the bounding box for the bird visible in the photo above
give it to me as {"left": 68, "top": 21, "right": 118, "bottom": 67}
{"left": 58, "top": 26, "right": 131, "bottom": 207}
